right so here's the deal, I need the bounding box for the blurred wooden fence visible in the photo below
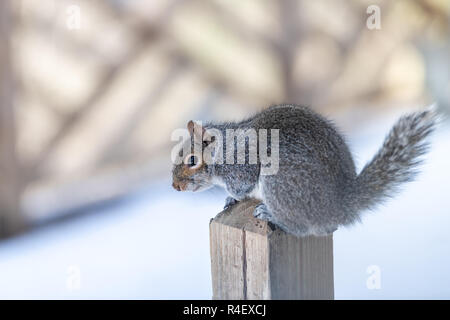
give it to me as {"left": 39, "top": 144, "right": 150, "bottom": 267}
{"left": 0, "top": 0, "right": 448, "bottom": 237}
{"left": 0, "top": 1, "right": 25, "bottom": 237}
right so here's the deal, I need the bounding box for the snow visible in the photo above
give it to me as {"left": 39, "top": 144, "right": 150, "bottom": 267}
{"left": 0, "top": 120, "right": 449, "bottom": 299}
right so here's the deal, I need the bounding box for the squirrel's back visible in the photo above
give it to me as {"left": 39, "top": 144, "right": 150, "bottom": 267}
{"left": 248, "top": 105, "right": 436, "bottom": 234}
{"left": 245, "top": 105, "right": 359, "bottom": 231}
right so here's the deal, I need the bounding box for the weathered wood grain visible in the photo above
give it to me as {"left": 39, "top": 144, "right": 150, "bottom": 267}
{"left": 210, "top": 199, "right": 334, "bottom": 300}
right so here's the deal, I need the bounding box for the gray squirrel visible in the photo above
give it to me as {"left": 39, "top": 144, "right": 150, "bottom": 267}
{"left": 172, "top": 104, "right": 436, "bottom": 237}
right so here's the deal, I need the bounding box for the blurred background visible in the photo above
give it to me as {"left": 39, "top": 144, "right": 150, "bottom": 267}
{"left": 0, "top": 0, "right": 449, "bottom": 299}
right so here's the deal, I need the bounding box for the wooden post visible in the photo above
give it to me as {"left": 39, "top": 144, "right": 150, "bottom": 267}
{"left": 0, "top": 0, "right": 25, "bottom": 237}
{"left": 210, "top": 199, "right": 334, "bottom": 300}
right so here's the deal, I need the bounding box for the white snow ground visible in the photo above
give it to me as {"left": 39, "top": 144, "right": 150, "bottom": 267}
{"left": 0, "top": 116, "right": 449, "bottom": 299}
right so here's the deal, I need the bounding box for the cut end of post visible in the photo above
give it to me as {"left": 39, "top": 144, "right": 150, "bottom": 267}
{"left": 209, "top": 199, "right": 334, "bottom": 300}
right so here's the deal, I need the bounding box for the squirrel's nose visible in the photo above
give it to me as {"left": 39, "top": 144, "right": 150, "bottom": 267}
{"left": 172, "top": 182, "right": 181, "bottom": 191}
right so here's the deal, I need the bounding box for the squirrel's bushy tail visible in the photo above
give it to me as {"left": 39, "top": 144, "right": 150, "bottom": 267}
{"left": 348, "top": 108, "right": 437, "bottom": 214}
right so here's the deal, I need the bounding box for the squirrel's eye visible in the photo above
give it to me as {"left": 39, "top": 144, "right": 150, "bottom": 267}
{"left": 188, "top": 155, "right": 197, "bottom": 166}
{"left": 184, "top": 154, "right": 201, "bottom": 169}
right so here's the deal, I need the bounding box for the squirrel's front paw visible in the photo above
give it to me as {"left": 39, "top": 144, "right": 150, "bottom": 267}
{"left": 253, "top": 203, "right": 273, "bottom": 222}
{"left": 224, "top": 197, "right": 239, "bottom": 210}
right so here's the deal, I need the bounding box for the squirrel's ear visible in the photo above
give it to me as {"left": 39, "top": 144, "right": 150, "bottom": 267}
{"left": 187, "top": 120, "right": 205, "bottom": 139}
{"left": 187, "top": 120, "right": 196, "bottom": 135}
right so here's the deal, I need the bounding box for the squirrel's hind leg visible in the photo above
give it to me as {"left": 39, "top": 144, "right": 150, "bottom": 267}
{"left": 254, "top": 204, "right": 311, "bottom": 236}
{"left": 253, "top": 203, "right": 274, "bottom": 222}
{"left": 325, "top": 226, "right": 338, "bottom": 234}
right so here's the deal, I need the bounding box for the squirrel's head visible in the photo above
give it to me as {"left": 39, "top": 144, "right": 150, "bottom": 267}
{"left": 172, "top": 120, "right": 216, "bottom": 192}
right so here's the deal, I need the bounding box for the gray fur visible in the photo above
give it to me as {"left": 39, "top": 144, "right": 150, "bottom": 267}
{"left": 172, "top": 104, "right": 437, "bottom": 237}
